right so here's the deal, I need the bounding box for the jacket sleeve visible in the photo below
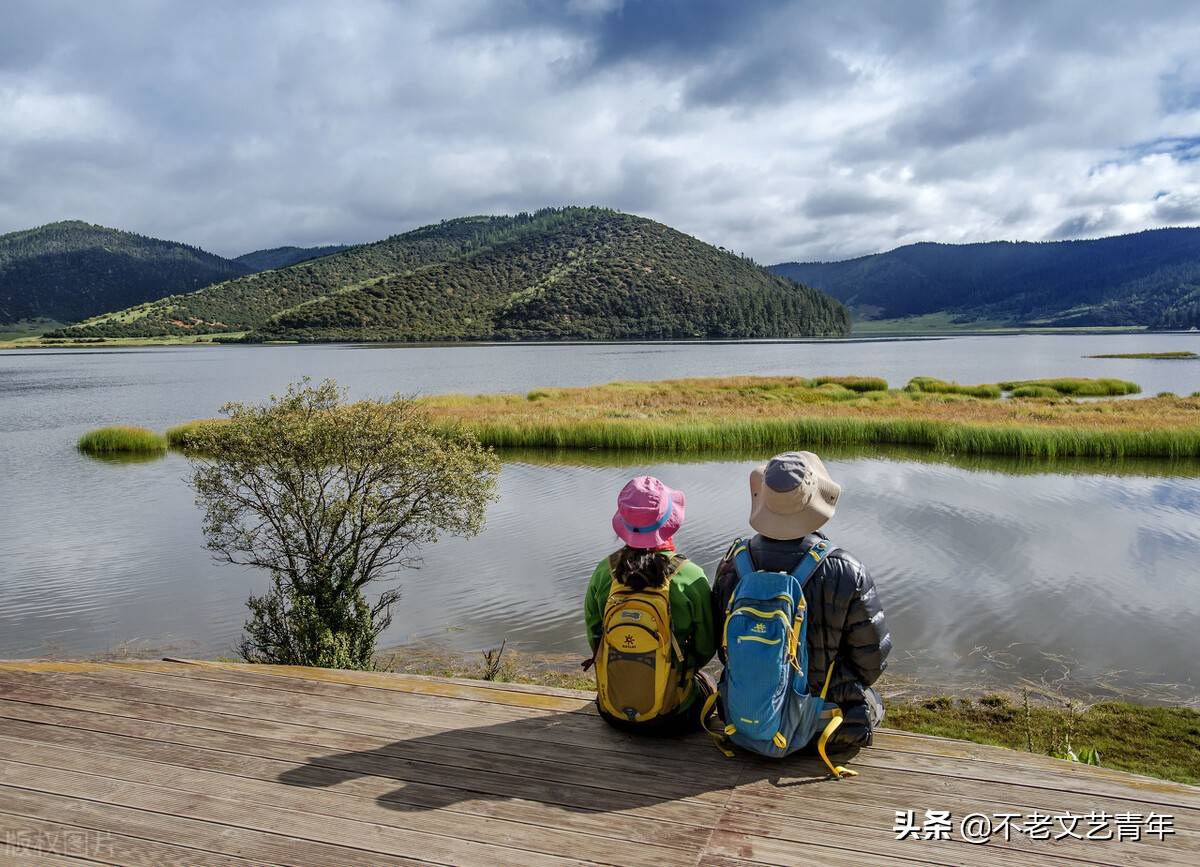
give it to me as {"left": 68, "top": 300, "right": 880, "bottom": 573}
{"left": 678, "top": 565, "right": 715, "bottom": 669}
{"left": 583, "top": 559, "right": 611, "bottom": 652}
{"left": 840, "top": 557, "right": 891, "bottom": 688}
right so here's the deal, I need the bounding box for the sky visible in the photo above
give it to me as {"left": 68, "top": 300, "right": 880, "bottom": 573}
{"left": 3, "top": 0, "right": 1200, "bottom": 263}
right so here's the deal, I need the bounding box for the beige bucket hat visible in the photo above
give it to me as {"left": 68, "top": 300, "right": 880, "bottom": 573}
{"left": 749, "top": 451, "right": 842, "bottom": 540}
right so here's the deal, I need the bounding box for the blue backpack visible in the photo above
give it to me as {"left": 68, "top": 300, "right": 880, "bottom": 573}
{"left": 702, "top": 537, "right": 858, "bottom": 778}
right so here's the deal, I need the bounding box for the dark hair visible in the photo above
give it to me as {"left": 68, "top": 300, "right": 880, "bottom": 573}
{"left": 613, "top": 546, "right": 677, "bottom": 592}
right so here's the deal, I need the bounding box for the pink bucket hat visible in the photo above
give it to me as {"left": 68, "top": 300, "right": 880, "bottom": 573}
{"left": 612, "top": 476, "right": 685, "bottom": 549}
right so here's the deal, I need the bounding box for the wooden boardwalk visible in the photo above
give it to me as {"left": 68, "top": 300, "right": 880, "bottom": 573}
{"left": 0, "top": 660, "right": 1195, "bottom": 866}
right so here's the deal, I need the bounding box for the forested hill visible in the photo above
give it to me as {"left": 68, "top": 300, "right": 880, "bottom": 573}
{"left": 0, "top": 221, "right": 251, "bottom": 324}
{"left": 771, "top": 227, "right": 1200, "bottom": 329}
{"left": 234, "top": 245, "right": 349, "bottom": 272}
{"left": 59, "top": 207, "right": 850, "bottom": 341}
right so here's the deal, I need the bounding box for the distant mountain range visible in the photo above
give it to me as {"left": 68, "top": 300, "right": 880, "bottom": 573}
{"left": 55, "top": 207, "right": 850, "bottom": 342}
{"left": 771, "top": 227, "right": 1200, "bottom": 329}
{"left": 0, "top": 221, "right": 346, "bottom": 325}
{"left": 0, "top": 221, "right": 249, "bottom": 324}
{"left": 233, "top": 245, "right": 349, "bottom": 272}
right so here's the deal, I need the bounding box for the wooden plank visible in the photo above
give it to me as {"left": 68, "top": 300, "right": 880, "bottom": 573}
{"left": 720, "top": 802, "right": 1192, "bottom": 867}
{"left": 0, "top": 742, "right": 696, "bottom": 867}
{"left": 728, "top": 765, "right": 1200, "bottom": 838}
{"left": 142, "top": 663, "right": 1198, "bottom": 793}
{"left": 162, "top": 659, "right": 596, "bottom": 714}
{"left": 0, "top": 810, "right": 275, "bottom": 866}
{"left": 0, "top": 699, "right": 725, "bottom": 828}
{"left": 0, "top": 665, "right": 731, "bottom": 777}
{"left": 0, "top": 676, "right": 737, "bottom": 807}
{"left": 704, "top": 818, "right": 1081, "bottom": 867}
{"left": 0, "top": 786, "right": 426, "bottom": 866}
{"left": 698, "top": 853, "right": 933, "bottom": 867}
{"left": 2, "top": 662, "right": 1194, "bottom": 867}
{"left": 89, "top": 662, "right": 731, "bottom": 769}
{"left": 0, "top": 763, "right": 590, "bottom": 867}
{"left": 826, "top": 745, "right": 1200, "bottom": 810}
{"left": 732, "top": 754, "right": 1200, "bottom": 824}
{"left": 0, "top": 721, "right": 701, "bottom": 853}
{"left": 872, "top": 729, "right": 1197, "bottom": 788}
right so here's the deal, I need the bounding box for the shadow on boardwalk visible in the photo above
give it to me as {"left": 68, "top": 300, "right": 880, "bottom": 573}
{"left": 276, "top": 707, "right": 856, "bottom": 814}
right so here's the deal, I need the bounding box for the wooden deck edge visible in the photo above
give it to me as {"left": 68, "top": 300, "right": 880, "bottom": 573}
{"left": 2, "top": 658, "right": 1196, "bottom": 799}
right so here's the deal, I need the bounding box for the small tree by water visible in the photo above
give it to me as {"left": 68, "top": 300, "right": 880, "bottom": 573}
{"left": 188, "top": 379, "right": 499, "bottom": 669}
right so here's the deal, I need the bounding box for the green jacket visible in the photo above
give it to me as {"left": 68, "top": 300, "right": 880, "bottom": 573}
{"left": 584, "top": 552, "right": 716, "bottom": 674}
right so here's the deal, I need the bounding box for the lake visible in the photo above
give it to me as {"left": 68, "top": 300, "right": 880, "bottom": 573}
{"left": 2, "top": 334, "right": 1199, "bottom": 702}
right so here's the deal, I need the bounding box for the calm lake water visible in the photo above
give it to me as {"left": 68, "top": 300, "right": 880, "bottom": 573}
{"left": 2, "top": 334, "right": 1199, "bottom": 702}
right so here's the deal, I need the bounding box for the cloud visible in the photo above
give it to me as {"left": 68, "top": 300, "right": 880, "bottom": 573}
{"left": 2, "top": 0, "right": 1200, "bottom": 262}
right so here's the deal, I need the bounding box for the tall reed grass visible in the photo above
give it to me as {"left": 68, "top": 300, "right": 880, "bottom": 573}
{"left": 1009, "top": 385, "right": 1062, "bottom": 399}
{"left": 810, "top": 376, "right": 888, "bottom": 393}
{"left": 1000, "top": 378, "right": 1141, "bottom": 396}
{"left": 449, "top": 415, "right": 1200, "bottom": 459}
{"left": 905, "top": 377, "right": 1002, "bottom": 398}
{"left": 165, "top": 418, "right": 226, "bottom": 450}
{"left": 77, "top": 426, "right": 167, "bottom": 456}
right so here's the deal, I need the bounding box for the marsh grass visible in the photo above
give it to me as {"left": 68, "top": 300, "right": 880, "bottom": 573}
{"left": 424, "top": 375, "right": 1200, "bottom": 459}
{"left": 77, "top": 426, "right": 167, "bottom": 456}
{"left": 456, "top": 415, "right": 1200, "bottom": 458}
{"left": 166, "top": 418, "right": 227, "bottom": 450}
{"left": 1086, "top": 352, "right": 1197, "bottom": 359}
{"left": 1000, "top": 377, "right": 1141, "bottom": 396}
{"left": 905, "top": 376, "right": 1002, "bottom": 398}
{"left": 889, "top": 694, "right": 1200, "bottom": 785}
{"left": 811, "top": 375, "right": 888, "bottom": 392}
{"left": 153, "top": 374, "right": 1200, "bottom": 460}
{"left": 1009, "top": 385, "right": 1062, "bottom": 399}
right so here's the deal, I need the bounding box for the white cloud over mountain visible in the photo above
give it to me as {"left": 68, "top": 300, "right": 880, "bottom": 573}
{"left": 3, "top": 0, "right": 1200, "bottom": 262}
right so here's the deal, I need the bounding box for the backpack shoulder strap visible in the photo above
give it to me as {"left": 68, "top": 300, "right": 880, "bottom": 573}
{"left": 789, "top": 538, "right": 834, "bottom": 589}
{"left": 729, "top": 538, "right": 756, "bottom": 580}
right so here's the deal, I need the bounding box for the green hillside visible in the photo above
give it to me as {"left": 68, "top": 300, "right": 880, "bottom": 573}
{"left": 234, "top": 245, "right": 349, "bottom": 272}
{"left": 60, "top": 208, "right": 850, "bottom": 342}
{"left": 0, "top": 221, "right": 250, "bottom": 324}
{"left": 771, "top": 227, "right": 1200, "bottom": 329}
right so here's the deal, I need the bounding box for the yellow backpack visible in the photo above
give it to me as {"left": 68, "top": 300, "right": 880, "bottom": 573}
{"left": 594, "top": 552, "right": 690, "bottom": 722}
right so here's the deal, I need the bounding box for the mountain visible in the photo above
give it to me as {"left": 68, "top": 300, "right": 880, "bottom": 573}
{"left": 234, "top": 245, "right": 349, "bottom": 272}
{"left": 59, "top": 207, "right": 850, "bottom": 341}
{"left": 0, "top": 221, "right": 251, "bottom": 325}
{"left": 771, "top": 227, "right": 1200, "bottom": 329}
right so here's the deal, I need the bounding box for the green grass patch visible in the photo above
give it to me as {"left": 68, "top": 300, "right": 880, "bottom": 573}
{"left": 165, "top": 418, "right": 227, "bottom": 450}
{"left": 810, "top": 376, "right": 888, "bottom": 393}
{"left": 1009, "top": 385, "right": 1062, "bottom": 399}
{"left": 1087, "top": 351, "right": 1198, "bottom": 359}
{"left": 1000, "top": 378, "right": 1141, "bottom": 396}
{"left": 77, "top": 426, "right": 167, "bottom": 456}
{"left": 905, "top": 376, "right": 1002, "bottom": 398}
{"left": 888, "top": 693, "right": 1200, "bottom": 785}
{"left": 425, "top": 375, "right": 1200, "bottom": 459}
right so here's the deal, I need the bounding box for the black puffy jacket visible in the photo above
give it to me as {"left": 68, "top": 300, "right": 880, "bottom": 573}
{"left": 712, "top": 531, "right": 892, "bottom": 749}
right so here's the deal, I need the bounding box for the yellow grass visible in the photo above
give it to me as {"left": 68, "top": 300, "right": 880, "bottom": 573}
{"left": 421, "top": 376, "right": 1200, "bottom": 459}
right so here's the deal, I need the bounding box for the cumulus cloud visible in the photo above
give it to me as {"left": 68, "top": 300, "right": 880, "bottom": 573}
{"left": 2, "top": 0, "right": 1200, "bottom": 263}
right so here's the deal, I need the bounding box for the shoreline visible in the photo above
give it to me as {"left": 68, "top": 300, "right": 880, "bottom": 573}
{"left": 7, "top": 324, "right": 1200, "bottom": 351}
